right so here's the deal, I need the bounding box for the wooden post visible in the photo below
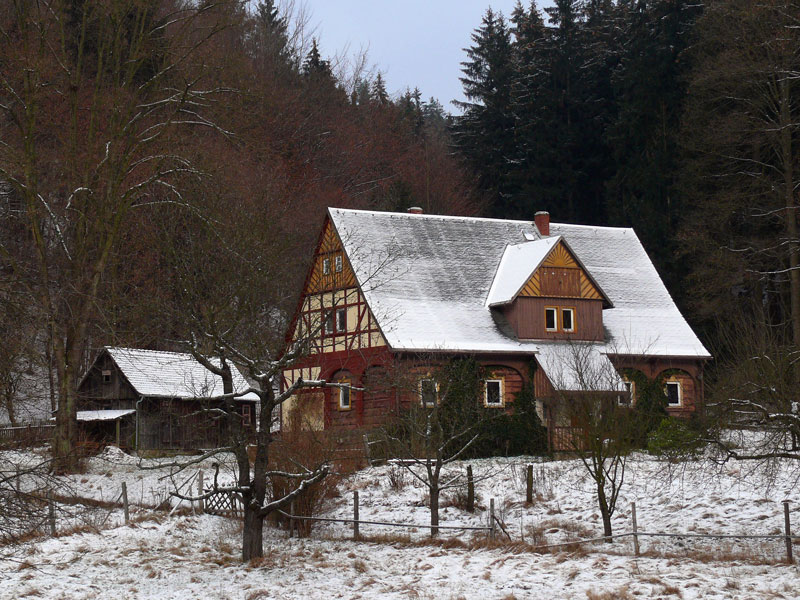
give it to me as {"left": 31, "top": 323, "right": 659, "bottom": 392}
{"left": 353, "top": 491, "right": 360, "bottom": 540}
{"left": 784, "top": 500, "right": 793, "bottom": 564}
{"left": 466, "top": 465, "right": 475, "bottom": 513}
{"left": 47, "top": 490, "right": 56, "bottom": 537}
{"left": 489, "top": 498, "right": 496, "bottom": 541}
{"left": 197, "top": 470, "right": 204, "bottom": 513}
{"left": 121, "top": 482, "right": 130, "bottom": 525}
{"left": 15, "top": 466, "right": 20, "bottom": 495}
{"left": 289, "top": 500, "right": 295, "bottom": 538}
{"left": 526, "top": 464, "right": 533, "bottom": 504}
{"left": 631, "top": 502, "right": 640, "bottom": 557}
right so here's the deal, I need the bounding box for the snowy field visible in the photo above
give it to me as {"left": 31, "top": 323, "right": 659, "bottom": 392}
{"left": 1, "top": 446, "right": 799, "bottom": 599}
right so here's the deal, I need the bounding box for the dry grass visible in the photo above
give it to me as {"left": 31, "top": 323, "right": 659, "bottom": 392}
{"left": 585, "top": 586, "right": 634, "bottom": 600}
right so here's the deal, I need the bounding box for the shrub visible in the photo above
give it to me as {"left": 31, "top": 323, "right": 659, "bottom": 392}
{"left": 647, "top": 417, "right": 704, "bottom": 459}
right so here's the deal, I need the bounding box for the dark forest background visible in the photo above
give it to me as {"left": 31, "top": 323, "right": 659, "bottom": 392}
{"left": 2, "top": 0, "right": 799, "bottom": 428}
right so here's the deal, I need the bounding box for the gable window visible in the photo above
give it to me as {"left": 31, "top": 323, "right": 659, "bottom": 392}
{"left": 335, "top": 255, "right": 343, "bottom": 272}
{"left": 665, "top": 381, "right": 682, "bottom": 406}
{"left": 339, "top": 380, "right": 351, "bottom": 410}
{"left": 484, "top": 379, "right": 504, "bottom": 407}
{"left": 545, "top": 307, "right": 558, "bottom": 331}
{"left": 336, "top": 308, "right": 347, "bottom": 332}
{"left": 420, "top": 378, "right": 437, "bottom": 407}
{"left": 322, "top": 257, "right": 331, "bottom": 275}
{"left": 561, "top": 308, "right": 575, "bottom": 332}
{"left": 102, "top": 369, "right": 112, "bottom": 384}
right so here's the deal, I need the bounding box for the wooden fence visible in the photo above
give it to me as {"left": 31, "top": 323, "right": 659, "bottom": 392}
{"left": 0, "top": 424, "right": 54, "bottom": 447}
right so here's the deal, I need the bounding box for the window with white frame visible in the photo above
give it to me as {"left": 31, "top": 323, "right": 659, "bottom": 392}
{"left": 336, "top": 307, "right": 347, "bottom": 332}
{"left": 619, "top": 380, "right": 634, "bottom": 406}
{"left": 335, "top": 255, "right": 343, "bottom": 272}
{"left": 545, "top": 307, "right": 558, "bottom": 331}
{"left": 339, "top": 380, "right": 351, "bottom": 410}
{"left": 322, "top": 257, "right": 331, "bottom": 274}
{"left": 665, "top": 380, "right": 682, "bottom": 406}
{"left": 484, "top": 379, "right": 503, "bottom": 407}
{"left": 419, "top": 378, "right": 437, "bottom": 407}
{"left": 561, "top": 307, "right": 575, "bottom": 332}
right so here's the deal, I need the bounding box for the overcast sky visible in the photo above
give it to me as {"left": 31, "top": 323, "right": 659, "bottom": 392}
{"left": 303, "top": 1, "right": 555, "bottom": 113}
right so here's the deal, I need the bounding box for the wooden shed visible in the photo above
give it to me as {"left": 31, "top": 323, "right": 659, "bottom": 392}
{"left": 77, "top": 347, "right": 258, "bottom": 451}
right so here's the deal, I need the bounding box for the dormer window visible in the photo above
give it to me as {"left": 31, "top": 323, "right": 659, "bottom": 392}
{"left": 545, "top": 307, "right": 558, "bottom": 331}
{"left": 561, "top": 308, "right": 575, "bottom": 332}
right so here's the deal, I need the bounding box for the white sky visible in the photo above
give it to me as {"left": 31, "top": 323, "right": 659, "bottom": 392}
{"left": 302, "top": 1, "right": 555, "bottom": 113}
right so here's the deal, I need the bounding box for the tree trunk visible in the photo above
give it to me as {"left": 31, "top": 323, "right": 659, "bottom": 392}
{"left": 596, "top": 482, "right": 612, "bottom": 542}
{"left": 429, "top": 480, "right": 440, "bottom": 537}
{"left": 52, "top": 346, "right": 80, "bottom": 474}
{"left": 242, "top": 502, "right": 264, "bottom": 562}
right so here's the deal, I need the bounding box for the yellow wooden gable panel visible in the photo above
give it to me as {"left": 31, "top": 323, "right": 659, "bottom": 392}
{"left": 307, "top": 220, "right": 356, "bottom": 294}
{"left": 519, "top": 240, "right": 603, "bottom": 300}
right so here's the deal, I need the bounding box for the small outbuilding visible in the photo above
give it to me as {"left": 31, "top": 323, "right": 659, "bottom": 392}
{"left": 77, "top": 347, "right": 258, "bottom": 451}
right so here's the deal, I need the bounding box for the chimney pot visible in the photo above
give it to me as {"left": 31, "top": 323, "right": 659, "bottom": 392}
{"left": 534, "top": 211, "right": 550, "bottom": 237}
{"left": 407, "top": 206, "right": 423, "bottom": 214}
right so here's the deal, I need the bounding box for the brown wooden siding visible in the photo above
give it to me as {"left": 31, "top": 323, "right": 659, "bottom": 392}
{"left": 503, "top": 297, "right": 604, "bottom": 341}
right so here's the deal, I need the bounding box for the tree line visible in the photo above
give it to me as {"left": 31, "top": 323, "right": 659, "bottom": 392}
{"left": 455, "top": 0, "right": 800, "bottom": 438}
{"left": 0, "top": 0, "right": 481, "bottom": 470}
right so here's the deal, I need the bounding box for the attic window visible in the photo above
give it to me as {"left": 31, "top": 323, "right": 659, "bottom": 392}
{"left": 322, "top": 257, "right": 331, "bottom": 275}
{"left": 561, "top": 308, "right": 575, "bottom": 332}
{"left": 545, "top": 307, "right": 557, "bottom": 332}
{"left": 102, "top": 370, "right": 111, "bottom": 384}
{"left": 335, "top": 255, "right": 343, "bottom": 272}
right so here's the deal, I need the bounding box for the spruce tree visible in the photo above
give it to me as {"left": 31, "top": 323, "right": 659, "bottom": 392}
{"left": 454, "top": 8, "right": 516, "bottom": 216}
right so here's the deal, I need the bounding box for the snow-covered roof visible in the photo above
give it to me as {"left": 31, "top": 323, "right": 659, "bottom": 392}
{"left": 329, "top": 208, "right": 710, "bottom": 359}
{"left": 102, "top": 347, "right": 259, "bottom": 401}
{"left": 535, "top": 342, "right": 624, "bottom": 392}
{"left": 485, "top": 236, "right": 561, "bottom": 307}
{"left": 77, "top": 410, "right": 136, "bottom": 422}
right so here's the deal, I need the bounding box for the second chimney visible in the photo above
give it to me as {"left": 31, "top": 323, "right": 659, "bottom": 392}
{"left": 534, "top": 211, "right": 550, "bottom": 237}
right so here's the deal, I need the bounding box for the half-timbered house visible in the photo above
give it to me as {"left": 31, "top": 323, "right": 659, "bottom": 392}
{"left": 77, "top": 347, "right": 258, "bottom": 451}
{"left": 281, "top": 208, "right": 710, "bottom": 447}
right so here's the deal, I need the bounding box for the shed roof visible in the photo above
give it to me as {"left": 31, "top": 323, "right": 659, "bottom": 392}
{"left": 329, "top": 208, "right": 710, "bottom": 359}
{"left": 100, "top": 347, "right": 259, "bottom": 401}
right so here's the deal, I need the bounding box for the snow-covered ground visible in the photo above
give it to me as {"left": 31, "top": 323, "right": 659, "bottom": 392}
{"left": 1, "top": 447, "right": 799, "bottom": 599}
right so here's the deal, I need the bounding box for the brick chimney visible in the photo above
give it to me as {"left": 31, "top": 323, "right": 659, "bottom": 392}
{"left": 407, "top": 206, "right": 423, "bottom": 214}
{"left": 534, "top": 211, "right": 550, "bottom": 236}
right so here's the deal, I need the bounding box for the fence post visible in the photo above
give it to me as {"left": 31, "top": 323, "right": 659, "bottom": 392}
{"left": 489, "top": 498, "right": 496, "bottom": 541}
{"left": 784, "top": 500, "right": 793, "bottom": 564}
{"left": 467, "top": 465, "right": 475, "bottom": 513}
{"left": 197, "top": 470, "right": 204, "bottom": 513}
{"left": 526, "top": 464, "right": 533, "bottom": 504}
{"left": 122, "top": 482, "right": 130, "bottom": 525}
{"left": 47, "top": 490, "right": 56, "bottom": 537}
{"left": 631, "top": 502, "right": 640, "bottom": 557}
{"left": 289, "top": 500, "right": 295, "bottom": 538}
{"left": 353, "top": 491, "right": 360, "bottom": 540}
